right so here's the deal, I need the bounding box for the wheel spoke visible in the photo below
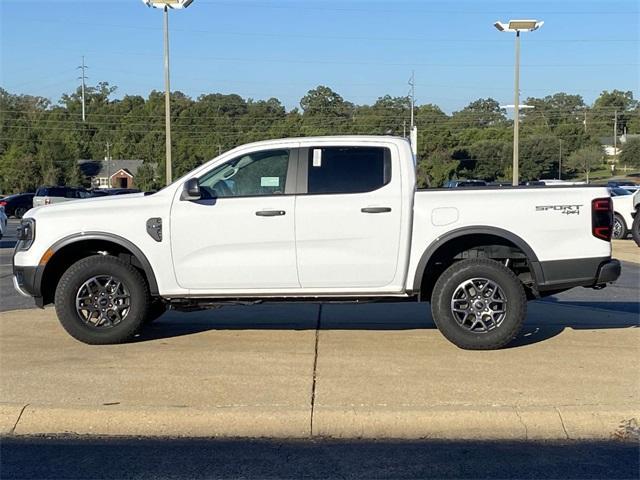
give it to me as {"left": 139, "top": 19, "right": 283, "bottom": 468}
{"left": 75, "top": 275, "right": 131, "bottom": 329}
{"left": 450, "top": 277, "right": 507, "bottom": 334}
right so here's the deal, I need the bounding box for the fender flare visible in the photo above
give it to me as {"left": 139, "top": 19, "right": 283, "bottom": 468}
{"left": 39, "top": 232, "right": 159, "bottom": 295}
{"left": 411, "top": 226, "right": 542, "bottom": 292}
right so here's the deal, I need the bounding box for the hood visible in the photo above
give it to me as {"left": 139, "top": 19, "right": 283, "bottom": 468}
{"left": 26, "top": 192, "right": 147, "bottom": 220}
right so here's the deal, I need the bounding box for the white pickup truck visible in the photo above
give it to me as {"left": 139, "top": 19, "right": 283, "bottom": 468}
{"left": 13, "top": 136, "right": 621, "bottom": 349}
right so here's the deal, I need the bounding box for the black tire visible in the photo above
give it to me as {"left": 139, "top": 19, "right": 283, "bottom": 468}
{"left": 144, "top": 299, "right": 168, "bottom": 324}
{"left": 632, "top": 212, "right": 640, "bottom": 247}
{"left": 14, "top": 207, "right": 27, "bottom": 219}
{"left": 612, "top": 213, "right": 628, "bottom": 240}
{"left": 431, "top": 258, "right": 527, "bottom": 350}
{"left": 54, "top": 255, "right": 150, "bottom": 345}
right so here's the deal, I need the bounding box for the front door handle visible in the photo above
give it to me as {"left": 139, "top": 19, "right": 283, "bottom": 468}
{"left": 361, "top": 207, "right": 392, "bottom": 214}
{"left": 255, "top": 210, "right": 286, "bottom": 217}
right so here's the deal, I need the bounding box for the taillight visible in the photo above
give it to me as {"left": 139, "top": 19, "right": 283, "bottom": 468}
{"left": 0, "top": 201, "right": 6, "bottom": 207}
{"left": 592, "top": 197, "right": 613, "bottom": 241}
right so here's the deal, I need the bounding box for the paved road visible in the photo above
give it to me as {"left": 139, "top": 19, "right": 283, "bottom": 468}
{"left": 1, "top": 437, "right": 638, "bottom": 479}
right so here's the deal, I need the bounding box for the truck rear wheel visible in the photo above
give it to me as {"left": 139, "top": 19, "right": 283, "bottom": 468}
{"left": 54, "top": 255, "right": 150, "bottom": 344}
{"left": 430, "top": 258, "right": 526, "bottom": 350}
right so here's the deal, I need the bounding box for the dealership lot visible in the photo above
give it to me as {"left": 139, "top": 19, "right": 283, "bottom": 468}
{"left": 1, "top": 217, "right": 638, "bottom": 439}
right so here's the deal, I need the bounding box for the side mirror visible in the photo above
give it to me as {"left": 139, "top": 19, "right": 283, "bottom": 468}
{"left": 181, "top": 178, "right": 201, "bottom": 201}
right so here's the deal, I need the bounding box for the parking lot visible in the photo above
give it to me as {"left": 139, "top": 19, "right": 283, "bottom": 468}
{"left": 1, "top": 217, "right": 638, "bottom": 441}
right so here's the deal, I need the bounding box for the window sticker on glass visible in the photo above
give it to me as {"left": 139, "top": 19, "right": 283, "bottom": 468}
{"left": 312, "top": 149, "right": 322, "bottom": 167}
{"left": 260, "top": 176, "right": 280, "bottom": 187}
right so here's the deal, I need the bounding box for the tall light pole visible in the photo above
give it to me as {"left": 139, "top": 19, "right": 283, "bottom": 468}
{"left": 494, "top": 19, "right": 543, "bottom": 186}
{"left": 141, "top": 0, "right": 194, "bottom": 185}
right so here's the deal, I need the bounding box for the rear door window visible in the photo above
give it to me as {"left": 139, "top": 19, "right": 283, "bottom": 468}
{"left": 306, "top": 147, "right": 391, "bottom": 194}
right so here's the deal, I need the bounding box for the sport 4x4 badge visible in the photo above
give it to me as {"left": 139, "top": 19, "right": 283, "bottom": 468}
{"left": 535, "top": 204, "right": 582, "bottom": 215}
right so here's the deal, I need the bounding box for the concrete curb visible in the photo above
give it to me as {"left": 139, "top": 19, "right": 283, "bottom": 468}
{"left": 2, "top": 403, "right": 637, "bottom": 440}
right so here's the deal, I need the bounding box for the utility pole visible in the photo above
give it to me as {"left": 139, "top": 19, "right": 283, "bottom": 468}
{"left": 613, "top": 110, "right": 618, "bottom": 157}
{"left": 512, "top": 30, "right": 521, "bottom": 186}
{"left": 77, "top": 56, "right": 88, "bottom": 122}
{"left": 558, "top": 139, "right": 562, "bottom": 180}
{"left": 163, "top": 5, "right": 173, "bottom": 185}
{"left": 409, "top": 70, "right": 415, "bottom": 129}
{"left": 408, "top": 71, "right": 417, "bottom": 157}
{"left": 583, "top": 110, "right": 587, "bottom": 133}
{"left": 105, "top": 142, "right": 112, "bottom": 188}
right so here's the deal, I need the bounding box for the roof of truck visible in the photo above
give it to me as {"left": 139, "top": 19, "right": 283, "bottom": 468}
{"left": 232, "top": 135, "right": 410, "bottom": 150}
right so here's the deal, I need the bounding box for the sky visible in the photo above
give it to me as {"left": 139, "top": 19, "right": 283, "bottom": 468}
{"left": 1, "top": 0, "right": 638, "bottom": 113}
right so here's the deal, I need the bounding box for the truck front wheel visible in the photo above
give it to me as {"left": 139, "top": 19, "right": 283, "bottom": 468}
{"left": 431, "top": 258, "right": 526, "bottom": 350}
{"left": 54, "top": 255, "right": 150, "bottom": 344}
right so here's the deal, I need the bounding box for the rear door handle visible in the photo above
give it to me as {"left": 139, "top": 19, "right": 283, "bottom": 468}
{"left": 361, "top": 207, "right": 392, "bottom": 213}
{"left": 255, "top": 210, "right": 286, "bottom": 217}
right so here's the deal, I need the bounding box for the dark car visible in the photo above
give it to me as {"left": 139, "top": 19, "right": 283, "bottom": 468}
{"left": 443, "top": 180, "right": 487, "bottom": 188}
{"left": 101, "top": 188, "right": 141, "bottom": 195}
{"left": 0, "top": 193, "right": 35, "bottom": 218}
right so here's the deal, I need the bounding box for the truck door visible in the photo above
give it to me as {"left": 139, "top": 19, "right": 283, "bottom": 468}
{"left": 294, "top": 145, "right": 403, "bottom": 289}
{"left": 170, "top": 148, "right": 300, "bottom": 291}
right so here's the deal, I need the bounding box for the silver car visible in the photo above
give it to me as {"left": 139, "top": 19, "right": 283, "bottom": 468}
{"left": 33, "top": 186, "right": 93, "bottom": 207}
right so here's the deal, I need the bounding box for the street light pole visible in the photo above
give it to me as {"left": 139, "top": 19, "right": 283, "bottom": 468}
{"left": 141, "top": 0, "right": 194, "bottom": 186}
{"left": 163, "top": 5, "right": 172, "bottom": 185}
{"left": 494, "top": 19, "right": 543, "bottom": 186}
{"left": 513, "top": 31, "right": 520, "bottom": 186}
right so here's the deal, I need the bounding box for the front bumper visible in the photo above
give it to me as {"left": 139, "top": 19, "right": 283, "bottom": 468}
{"left": 12, "top": 265, "right": 44, "bottom": 307}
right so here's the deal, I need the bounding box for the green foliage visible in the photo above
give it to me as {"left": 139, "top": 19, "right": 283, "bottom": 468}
{"left": 416, "top": 150, "right": 459, "bottom": 188}
{"left": 0, "top": 86, "right": 636, "bottom": 194}
{"left": 565, "top": 146, "right": 605, "bottom": 182}
{"left": 619, "top": 138, "right": 640, "bottom": 167}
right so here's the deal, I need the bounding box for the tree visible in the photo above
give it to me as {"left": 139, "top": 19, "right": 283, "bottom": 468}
{"left": 300, "top": 86, "right": 354, "bottom": 135}
{"left": 619, "top": 137, "right": 640, "bottom": 168}
{"left": 502, "top": 135, "right": 562, "bottom": 180}
{"left": 565, "top": 146, "right": 604, "bottom": 182}
{"left": 590, "top": 90, "right": 638, "bottom": 137}
{"left": 466, "top": 140, "right": 509, "bottom": 181}
{"left": 451, "top": 98, "right": 507, "bottom": 128}
{"left": 416, "top": 150, "right": 459, "bottom": 188}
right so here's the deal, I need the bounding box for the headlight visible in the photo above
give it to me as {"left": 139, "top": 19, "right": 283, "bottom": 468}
{"left": 16, "top": 218, "right": 35, "bottom": 251}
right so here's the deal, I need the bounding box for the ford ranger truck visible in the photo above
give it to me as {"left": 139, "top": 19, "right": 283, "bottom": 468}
{"left": 12, "top": 136, "right": 621, "bottom": 349}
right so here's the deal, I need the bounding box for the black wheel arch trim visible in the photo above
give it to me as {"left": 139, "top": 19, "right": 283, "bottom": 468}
{"left": 39, "top": 232, "right": 159, "bottom": 295}
{"left": 411, "top": 226, "right": 541, "bottom": 293}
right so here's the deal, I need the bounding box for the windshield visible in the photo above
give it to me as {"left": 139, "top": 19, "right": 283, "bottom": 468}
{"left": 610, "top": 187, "right": 632, "bottom": 196}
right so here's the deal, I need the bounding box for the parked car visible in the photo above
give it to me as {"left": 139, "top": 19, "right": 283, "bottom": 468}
{"left": 13, "top": 136, "right": 620, "bottom": 349}
{"left": 607, "top": 181, "right": 640, "bottom": 193}
{"left": 33, "top": 186, "right": 95, "bottom": 207}
{"left": 443, "top": 180, "right": 487, "bottom": 188}
{"left": 101, "top": 188, "right": 141, "bottom": 196}
{"left": 0, "top": 206, "right": 7, "bottom": 240}
{"left": 538, "top": 179, "right": 586, "bottom": 186}
{"left": 0, "top": 193, "right": 35, "bottom": 219}
{"left": 609, "top": 187, "right": 635, "bottom": 239}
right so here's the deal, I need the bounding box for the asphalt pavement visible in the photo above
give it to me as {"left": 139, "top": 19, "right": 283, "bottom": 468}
{"left": 1, "top": 437, "right": 638, "bottom": 480}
